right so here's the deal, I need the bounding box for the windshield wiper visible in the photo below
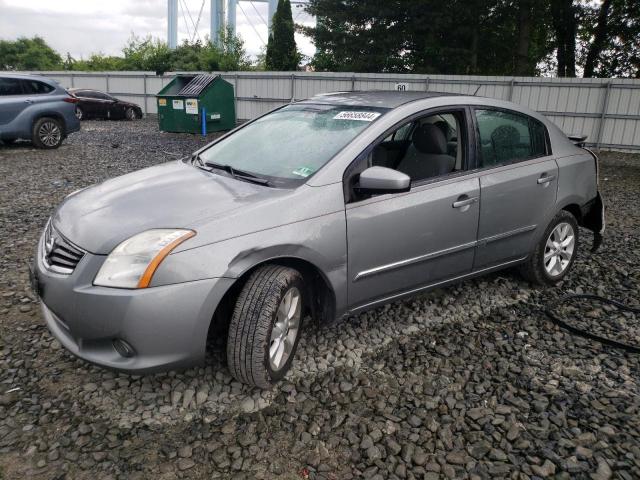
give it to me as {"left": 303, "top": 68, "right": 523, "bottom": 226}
{"left": 204, "top": 161, "right": 271, "bottom": 186}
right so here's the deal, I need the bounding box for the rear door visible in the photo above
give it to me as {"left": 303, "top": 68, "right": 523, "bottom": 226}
{"left": 473, "top": 108, "right": 558, "bottom": 269}
{"left": 0, "top": 78, "right": 28, "bottom": 126}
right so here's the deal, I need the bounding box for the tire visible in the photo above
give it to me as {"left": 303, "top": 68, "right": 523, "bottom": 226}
{"left": 75, "top": 107, "right": 84, "bottom": 120}
{"left": 32, "top": 117, "right": 64, "bottom": 149}
{"left": 125, "top": 107, "right": 137, "bottom": 120}
{"left": 520, "top": 210, "right": 580, "bottom": 286}
{"left": 227, "top": 265, "right": 305, "bottom": 388}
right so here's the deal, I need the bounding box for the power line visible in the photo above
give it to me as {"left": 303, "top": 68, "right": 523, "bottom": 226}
{"left": 191, "top": 0, "right": 206, "bottom": 43}
{"left": 179, "top": 0, "right": 193, "bottom": 41}
{"left": 237, "top": 1, "right": 267, "bottom": 46}
{"left": 248, "top": 0, "right": 268, "bottom": 28}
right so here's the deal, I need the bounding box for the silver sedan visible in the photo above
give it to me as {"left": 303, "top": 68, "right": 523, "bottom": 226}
{"left": 31, "top": 91, "right": 604, "bottom": 388}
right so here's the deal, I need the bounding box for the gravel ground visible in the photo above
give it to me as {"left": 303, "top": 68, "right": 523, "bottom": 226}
{"left": 0, "top": 118, "right": 639, "bottom": 480}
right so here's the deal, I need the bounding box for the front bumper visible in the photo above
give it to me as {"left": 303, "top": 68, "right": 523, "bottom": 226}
{"left": 33, "top": 231, "right": 234, "bottom": 373}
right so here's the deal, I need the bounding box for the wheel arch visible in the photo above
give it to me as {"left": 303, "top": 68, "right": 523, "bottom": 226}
{"left": 207, "top": 255, "right": 338, "bottom": 341}
{"left": 33, "top": 111, "right": 67, "bottom": 135}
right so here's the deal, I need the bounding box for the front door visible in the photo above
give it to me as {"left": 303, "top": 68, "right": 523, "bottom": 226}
{"left": 347, "top": 177, "right": 480, "bottom": 308}
{"left": 473, "top": 108, "right": 558, "bottom": 268}
{"left": 345, "top": 108, "right": 480, "bottom": 309}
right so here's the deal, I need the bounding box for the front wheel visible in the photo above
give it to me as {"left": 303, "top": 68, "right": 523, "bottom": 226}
{"left": 32, "top": 117, "right": 64, "bottom": 149}
{"left": 75, "top": 106, "right": 84, "bottom": 120}
{"left": 520, "top": 210, "right": 580, "bottom": 285}
{"left": 227, "top": 265, "right": 304, "bottom": 388}
{"left": 125, "top": 107, "right": 137, "bottom": 120}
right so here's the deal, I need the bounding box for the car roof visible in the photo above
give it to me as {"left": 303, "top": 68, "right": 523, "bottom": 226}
{"left": 299, "top": 90, "right": 463, "bottom": 109}
{"left": 0, "top": 73, "right": 59, "bottom": 85}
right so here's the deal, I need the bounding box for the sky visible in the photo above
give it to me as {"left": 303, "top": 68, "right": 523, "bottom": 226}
{"left": 0, "top": 0, "right": 316, "bottom": 61}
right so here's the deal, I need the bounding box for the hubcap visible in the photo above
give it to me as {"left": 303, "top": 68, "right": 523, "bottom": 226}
{"left": 39, "top": 122, "right": 61, "bottom": 147}
{"left": 269, "top": 287, "right": 301, "bottom": 371}
{"left": 127, "top": 109, "right": 135, "bottom": 119}
{"left": 544, "top": 222, "right": 575, "bottom": 277}
{"left": 75, "top": 108, "right": 83, "bottom": 120}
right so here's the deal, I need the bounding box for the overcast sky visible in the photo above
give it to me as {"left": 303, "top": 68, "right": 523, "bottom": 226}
{"left": 0, "top": 0, "right": 316, "bottom": 60}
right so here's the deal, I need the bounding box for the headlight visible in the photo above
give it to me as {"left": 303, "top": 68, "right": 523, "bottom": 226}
{"left": 94, "top": 229, "right": 195, "bottom": 289}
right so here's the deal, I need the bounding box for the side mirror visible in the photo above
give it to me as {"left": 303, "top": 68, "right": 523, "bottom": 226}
{"left": 356, "top": 166, "right": 411, "bottom": 195}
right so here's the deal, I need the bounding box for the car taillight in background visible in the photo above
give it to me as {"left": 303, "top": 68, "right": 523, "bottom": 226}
{"left": 63, "top": 96, "right": 78, "bottom": 104}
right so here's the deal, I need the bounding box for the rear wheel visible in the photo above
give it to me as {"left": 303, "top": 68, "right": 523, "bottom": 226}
{"left": 125, "top": 107, "right": 137, "bottom": 120}
{"left": 32, "top": 117, "right": 64, "bottom": 149}
{"left": 227, "top": 265, "right": 304, "bottom": 388}
{"left": 520, "top": 210, "right": 580, "bottom": 285}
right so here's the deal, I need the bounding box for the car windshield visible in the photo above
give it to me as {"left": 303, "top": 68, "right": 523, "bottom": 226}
{"left": 198, "top": 103, "right": 387, "bottom": 186}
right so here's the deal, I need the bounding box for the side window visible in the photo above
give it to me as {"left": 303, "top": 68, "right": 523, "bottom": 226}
{"left": 0, "top": 78, "right": 24, "bottom": 95}
{"left": 529, "top": 118, "right": 548, "bottom": 157}
{"left": 475, "top": 109, "right": 548, "bottom": 167}
{"left": 21, "top": 80, "right": 54, "bottom": 95}
{"left": 346, "top": 110, "right": 467, "bottom": 202}
{"left": 371, "top": 111, "right": 464, "bottom": 183}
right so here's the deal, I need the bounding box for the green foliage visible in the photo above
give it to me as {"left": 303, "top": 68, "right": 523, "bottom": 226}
{"left": 303, "top": 0, "right": 554, "bottom": 75}
{"left": 0, "top": 32, "right": 251, "bottom": 73}
{"left": 579, "top": 0, "right": 640, "bottom": 78}
{"left": 266, "top": 0, "right": 300, "bottom": 70}
{"left": 0, "top": 36, "right": 63, "bottom": 70}
{"left": 304, "top": 0, "right": 639, "bottom": 77}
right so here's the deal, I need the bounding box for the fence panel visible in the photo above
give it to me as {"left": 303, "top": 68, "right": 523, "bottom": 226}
{"left": 18, "top": 71, "right": 640, "bottom": 151}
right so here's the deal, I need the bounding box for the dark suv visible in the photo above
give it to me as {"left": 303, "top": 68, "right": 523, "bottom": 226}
{"left": 0, "top": 74, "right": 80, "bottom": 149}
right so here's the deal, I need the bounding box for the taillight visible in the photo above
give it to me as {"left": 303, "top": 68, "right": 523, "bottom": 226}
{"left": 63, "top": 96, "right": 78, "bottom": 104}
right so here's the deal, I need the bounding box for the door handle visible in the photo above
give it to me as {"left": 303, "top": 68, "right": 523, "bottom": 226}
{"left": 537, "top": 174, "right": 556, "bottom": 184}
{"left": 452, "top": 196, "right": 478, "bottom": 208}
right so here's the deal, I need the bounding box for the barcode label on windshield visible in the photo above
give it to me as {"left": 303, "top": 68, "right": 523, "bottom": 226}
{"left": 333, "top": 111, "right": 381, "bottom": 122}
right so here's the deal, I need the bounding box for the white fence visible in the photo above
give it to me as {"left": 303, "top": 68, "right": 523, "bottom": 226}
{"left": 23, "top": 71, "right": 640, "bottom": 151}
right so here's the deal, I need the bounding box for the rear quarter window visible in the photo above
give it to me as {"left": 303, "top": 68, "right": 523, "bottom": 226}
{"left": 21, "top": 80, "right": 55, "bottom": 94}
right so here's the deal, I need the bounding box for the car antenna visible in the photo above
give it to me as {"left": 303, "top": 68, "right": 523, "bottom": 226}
{"left": 472, "top": 85, "right": 482, "bottom": 96}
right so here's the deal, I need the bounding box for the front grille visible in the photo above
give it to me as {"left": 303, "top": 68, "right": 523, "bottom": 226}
{"left": 43, "top": 222, "right": 85, "bottom": 274}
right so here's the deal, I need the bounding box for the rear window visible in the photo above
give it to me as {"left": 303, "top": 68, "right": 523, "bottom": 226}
{"left": 0, "top": 78, "right": 24, "bottom": 95}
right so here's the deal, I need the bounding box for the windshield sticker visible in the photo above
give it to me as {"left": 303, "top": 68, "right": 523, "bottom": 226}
{"left": 333, "top": 111, "right": 381, "bottom": 122}
{"left": 292, "top": 166, "right": 314, "bottom": 178}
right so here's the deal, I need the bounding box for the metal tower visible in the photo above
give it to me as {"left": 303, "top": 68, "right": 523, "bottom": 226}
{"left": 168, "top": 0, "right": 308, "bottom": 48}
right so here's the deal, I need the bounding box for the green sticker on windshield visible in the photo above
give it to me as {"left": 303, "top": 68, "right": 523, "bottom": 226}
{"left": 292, "top": 166, "right": 314, "bottom": 178}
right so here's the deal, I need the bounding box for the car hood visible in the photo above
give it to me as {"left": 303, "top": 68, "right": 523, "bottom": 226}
{"left": 52, "top": 161, "right": 305, "bottom": 254}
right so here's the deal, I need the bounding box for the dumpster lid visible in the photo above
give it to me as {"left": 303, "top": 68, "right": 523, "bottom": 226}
{"left": 177, "top": 74, "right": 219, "bottom": 96}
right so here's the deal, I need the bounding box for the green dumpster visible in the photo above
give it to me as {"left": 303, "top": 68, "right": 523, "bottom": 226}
{"left": 156, "top": 74, "right": 236, "bottom": 133}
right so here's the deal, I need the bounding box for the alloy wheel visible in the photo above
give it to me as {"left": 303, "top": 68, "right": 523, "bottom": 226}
{"left": 75, "top": 107, "right": 83, "bottom": 120}
{"left": 269, "top": 287, "right": 301, "bottom": 371}
{"left": 544, "top": 222, "right": 576, "bottom": 277}
{"left": 38, "top": 121, "right": 62, "bottom": 147}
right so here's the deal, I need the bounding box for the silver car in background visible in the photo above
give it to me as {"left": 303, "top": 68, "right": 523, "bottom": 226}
{"left": 31, "top": 91, "right": 604, "bottom": 388}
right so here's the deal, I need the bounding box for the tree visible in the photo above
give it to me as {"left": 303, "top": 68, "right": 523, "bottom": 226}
{"left": 266, "top": 0, "right": 299, "bottom": 70}
{"left": 304, "top": 0, "right": 553, "bottom": 75}
{"left": 581, "top": 0, "right": 640, "bottom": 78}
{"left": 0, "top": 37, "right": 62, "bottom": 70}
{"left": 551, "top": 0, "right": 579, "bottom": 77}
